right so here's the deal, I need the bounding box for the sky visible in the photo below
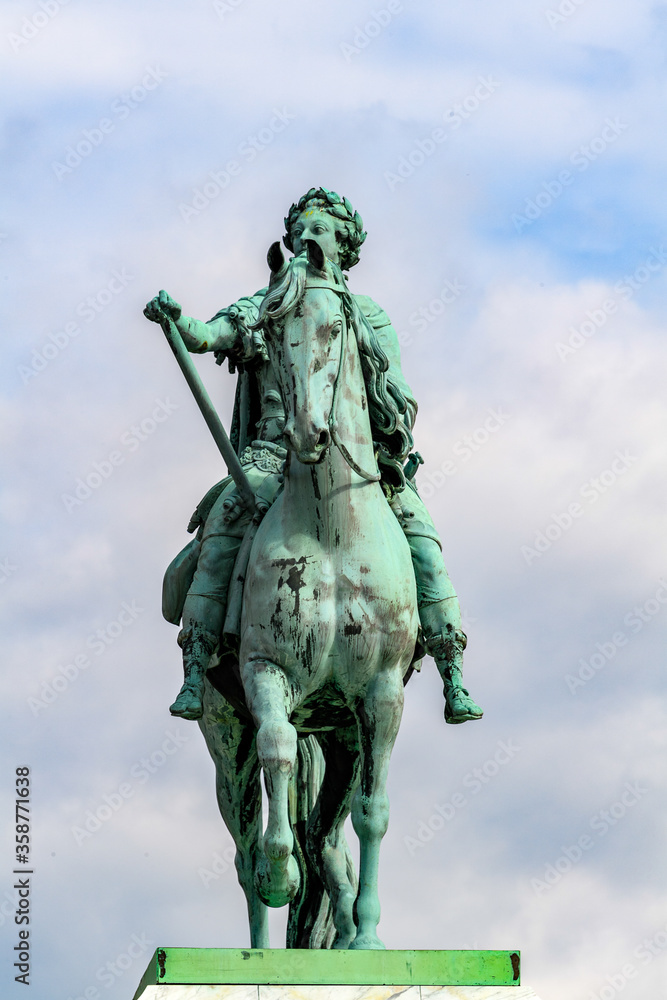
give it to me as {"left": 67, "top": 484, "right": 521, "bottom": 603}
{"left": 1, "top": 1, "right": 666, "bottom": 998}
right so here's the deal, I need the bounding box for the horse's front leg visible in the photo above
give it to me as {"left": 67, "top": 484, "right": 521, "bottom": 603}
{"left": 241, "top": 658, "right": 301, "bottom": 907}
{"left": 350, "top": 666, "right": 405, "bottom": 950}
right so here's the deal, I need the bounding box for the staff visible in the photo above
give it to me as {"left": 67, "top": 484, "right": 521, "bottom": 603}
{"left": 155, "top": 308, "right": 257, "bottom": 516}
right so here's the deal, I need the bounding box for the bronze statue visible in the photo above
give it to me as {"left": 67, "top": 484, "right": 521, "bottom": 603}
{"left": 143, "top": 187, "right": 482, "bottom": 949}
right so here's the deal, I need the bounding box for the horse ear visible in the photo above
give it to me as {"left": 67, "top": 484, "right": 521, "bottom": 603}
{"left": 267, "top": 241, "right": 286, "bottom": 274}
{"left": 305, "top": 238, "right": 325, "bottom": 271}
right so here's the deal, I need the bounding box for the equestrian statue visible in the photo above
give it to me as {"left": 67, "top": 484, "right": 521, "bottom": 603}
{"left": 143, "top": 187, "right": 483, "bottom": 951}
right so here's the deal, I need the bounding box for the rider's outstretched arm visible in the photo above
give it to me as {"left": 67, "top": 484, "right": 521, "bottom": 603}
{"left": 144, "top": 289, "right": 237, "bottom": 354}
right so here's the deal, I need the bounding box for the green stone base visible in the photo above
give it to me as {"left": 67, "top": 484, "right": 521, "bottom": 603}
{"left": 133, "top": 948, "right": 520, "bottom": 999}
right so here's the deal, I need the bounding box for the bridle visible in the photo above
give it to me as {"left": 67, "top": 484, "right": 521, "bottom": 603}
{"left": 301, "top": 278, "right": 382, "bottom": 484}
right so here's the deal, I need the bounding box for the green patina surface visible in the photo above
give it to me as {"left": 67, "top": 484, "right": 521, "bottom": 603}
{"left": 133, "top": 948, "right": 520, "bottom": 997}
{"left": 143, "top": 187, "right": 486, "bottom": 951}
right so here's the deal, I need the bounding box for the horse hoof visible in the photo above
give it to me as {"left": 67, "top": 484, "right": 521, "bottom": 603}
{"left": 348, "top": 933, "right": 386, "bottom": 950}
{"left": 254, "top": 853, "right": 300, "bottom": 907}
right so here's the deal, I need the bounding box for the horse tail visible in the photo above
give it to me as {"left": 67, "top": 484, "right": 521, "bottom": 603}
{"left": 287, "top": 735, "right": 336, "bottom": 948}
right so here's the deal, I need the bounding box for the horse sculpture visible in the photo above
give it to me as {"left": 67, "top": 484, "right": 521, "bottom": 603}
{"left": 227, "top": 239, "right": 420, "bottom": 949}
{"left": 190, "top": 238, "right": 419, "bottom": 950}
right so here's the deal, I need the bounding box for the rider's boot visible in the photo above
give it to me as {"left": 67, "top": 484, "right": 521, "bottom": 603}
{"left": 169, "top": 622, "right": 219, "bottom": 721}
{"left": 421, "top": 602, "right": 483, "bottom": 724}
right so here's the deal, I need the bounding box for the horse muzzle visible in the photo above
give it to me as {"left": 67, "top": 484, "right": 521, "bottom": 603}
{"left": 284, "top": 420, "right": 331, "bottom": 464}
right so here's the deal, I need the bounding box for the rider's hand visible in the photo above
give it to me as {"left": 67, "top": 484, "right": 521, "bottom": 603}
{"left": 221, "top": 492, "right": 246, "bottom": 525}
{"left": 144, "top": 290, "right": 182, "bottom": 325}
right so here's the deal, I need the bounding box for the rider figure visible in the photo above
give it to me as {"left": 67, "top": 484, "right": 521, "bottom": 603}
{"left": 144, "top": 187, "right": 483, "bottom": 727}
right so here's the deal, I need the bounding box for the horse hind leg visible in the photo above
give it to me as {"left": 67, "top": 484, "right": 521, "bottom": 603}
{"left": 215, "top": 768, "right": 269, "bottom": 948}
{"left": 242, "top": 658, "right": 301, "bottom": 908}
{"left": 305, "top": 726, "right": 360, "bottom": 949}
{"left": 350, "top": 667, "right": 405, "bottom": 951}
{"left": 198, "top": 679, "right": 270, "bottom": 948}
{"left": 287, "top": 735, "right": 329, "bottom": 949}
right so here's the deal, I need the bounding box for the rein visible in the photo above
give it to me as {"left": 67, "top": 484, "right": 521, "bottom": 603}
{"left": 306, "top": 280, "right": 381, "bottom": 484}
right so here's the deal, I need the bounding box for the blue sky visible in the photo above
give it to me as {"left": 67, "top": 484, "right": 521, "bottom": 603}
{"left": 1, "top": 2, "right": 666, "bottom": 999}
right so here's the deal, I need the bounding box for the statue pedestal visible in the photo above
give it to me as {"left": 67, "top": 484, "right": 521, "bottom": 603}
{"left": 132, "top": 949, "right": 544, "bottom": 1000}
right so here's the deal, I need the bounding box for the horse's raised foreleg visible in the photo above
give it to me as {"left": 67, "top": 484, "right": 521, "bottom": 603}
{"left": 350, "top": 667, "right": 405, "bottom": 950}
{"left": 242, "top": 659, "right": 301, "bottom": 907}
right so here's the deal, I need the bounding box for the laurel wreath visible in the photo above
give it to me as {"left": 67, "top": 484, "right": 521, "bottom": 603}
{"left": 283, "top": 186, "right": 367, "bottom": 270}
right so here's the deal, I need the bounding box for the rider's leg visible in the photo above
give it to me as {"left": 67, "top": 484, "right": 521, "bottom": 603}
{"left": 170, "top": 492, "right": 248, "bottom": 719}
{"left": 419, "top": 595, "right": 482, "bottom": 725}
{"left": 396, "top": 486, "right": 483, "bottom": 724}
{"left": 170, "top": 465, "right": 284, "bottom": 720}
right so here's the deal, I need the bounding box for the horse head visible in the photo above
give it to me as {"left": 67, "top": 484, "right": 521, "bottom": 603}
{"left": 256, "top": 239, "right": 352, "bottom": 466}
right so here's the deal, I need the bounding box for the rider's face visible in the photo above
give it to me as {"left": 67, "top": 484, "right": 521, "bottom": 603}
{"left": 290, "top": 209, "right": 341, "bottom": 264}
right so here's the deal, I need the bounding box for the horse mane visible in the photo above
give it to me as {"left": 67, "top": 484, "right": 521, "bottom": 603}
{"left": 254, "top": 255, "right": 308, "bottom": 324}
{"left": 347, "top": 296, "right": 413, "bottom": 493}
{"left": 253, "top": 254, "right": 414, "bottom": 493}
